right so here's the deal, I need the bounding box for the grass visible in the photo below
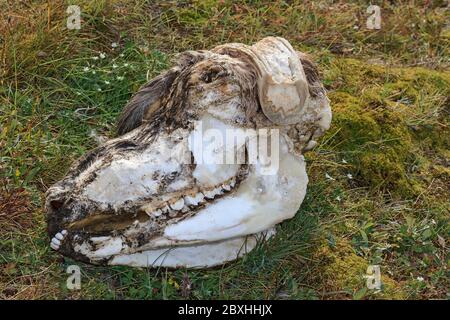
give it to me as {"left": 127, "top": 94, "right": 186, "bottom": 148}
{"left": 0, "top": 0, "right": 449, "bottom": 299}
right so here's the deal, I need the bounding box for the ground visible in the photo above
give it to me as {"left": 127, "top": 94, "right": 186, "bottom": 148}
{"left": 0, "top": 0, "right": 448, "bottom": 300}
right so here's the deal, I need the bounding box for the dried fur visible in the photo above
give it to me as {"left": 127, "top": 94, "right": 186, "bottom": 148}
{"left": 117, "top": 51, "right": 209, "bottom": 136}
{"left": 116, "top": 68, "right": 179, "bottom": 136}
{"left": 297, "top": 52, "right": 324, "bottom": 97}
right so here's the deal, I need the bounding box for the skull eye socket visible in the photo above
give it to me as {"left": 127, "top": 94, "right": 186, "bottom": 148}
{"left": 200, "top": 67, "right": 226, "bottom": 83}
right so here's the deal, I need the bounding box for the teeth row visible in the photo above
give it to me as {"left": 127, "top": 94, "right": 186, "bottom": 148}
{"left": 50, "top": 230, "right": 68, "bottom": 251}
{"left": 146, "top": 178, "right": 236, "bottom": 218}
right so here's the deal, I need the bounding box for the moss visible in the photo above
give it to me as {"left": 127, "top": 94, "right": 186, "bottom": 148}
{"left": 314, "top": 239, "right": 406, "bottom": 299}
{"left": 328, "top": 91, "right": 419, "bottom": 197}
{"left": 329, "top": 92, "right": 381, "bottom": 145}
{"left": 359, "top": 150, "right": 422, "bottom": 197}
{"left": 323, "top": 58, "right": 449, "bottom": 198}
{"left": 315, "top": 239, "right": 367, "bottom": 291}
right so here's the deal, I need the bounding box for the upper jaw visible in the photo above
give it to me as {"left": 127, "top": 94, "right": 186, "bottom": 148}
{"left": 46, "top": 172, "right": 245, "bottom": 262}
{"left": 45, "top": 115, "right": 252, "bottom": 261}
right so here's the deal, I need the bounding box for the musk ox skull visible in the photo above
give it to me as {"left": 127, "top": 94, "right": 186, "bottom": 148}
{"left": 46, "top": 37, "right": 331, "bottom": 268}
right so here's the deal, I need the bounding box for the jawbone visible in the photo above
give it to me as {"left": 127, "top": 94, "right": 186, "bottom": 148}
{"left": 96, "top": 229, "right": 276, "bottom": 268}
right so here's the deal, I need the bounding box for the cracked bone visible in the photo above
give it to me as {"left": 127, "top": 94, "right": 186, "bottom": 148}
{"left": 45, "top": 37, "right": 331, "bottom": 267}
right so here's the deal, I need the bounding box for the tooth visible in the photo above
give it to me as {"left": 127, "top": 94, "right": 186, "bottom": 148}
{"left": 50, "top": 242, "right": 59, "bottom": 250}
{"left": 230, "top": 178, "right": 236, "bottom": 187}
{"left": 181, "top": 206, "right": 189, "bottom": 213}
{"left": 203, "top": 190, "right": 216, "bottom": 199}
{"left": 51, "top": 238, "right": 61, "bottom": 246}
{"left": 61, "top": 230, "right": 68, "bottom": 236}
{"left": 184, "top": 193, "right": 204, "bottom": 206}
{"left": 55, "top": 233, "right": 64, "bottom": 240}
{"left": 196, "top": 192, "right": 205, "bottom": 203}
{"left": 184, "top": 195, "right": 196, "bottom": 206}
{"left": 152, "top": 209, "right": 162, "bottom": 217}
{"left": 197, "top": 193, "right": 206, "bottom": 203}
{"left": 213, "top": 187, "right": 223, "bottom": 195}
{"left": 170, "top": 198, "right": 184, "bottom": 211}
{"left": 222, "top": 184, "right": 231, "bottom": 191}
{"left": 161, "top": 205, "right": 170, "bottom": 213}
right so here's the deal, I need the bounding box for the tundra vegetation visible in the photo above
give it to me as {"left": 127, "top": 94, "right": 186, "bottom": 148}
{"left": 0, "top": 0, "right": 448, "bottom": 299}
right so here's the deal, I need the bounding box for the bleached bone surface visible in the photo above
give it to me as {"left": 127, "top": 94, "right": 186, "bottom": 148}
{"left": 45, "top": 36, "right": 331, "bottom": 268}
{"left": 109, "top": 228, "right": 275, "bottom": 268}
{"left": 82, "top": 127, "right": 193, "bottom": 208}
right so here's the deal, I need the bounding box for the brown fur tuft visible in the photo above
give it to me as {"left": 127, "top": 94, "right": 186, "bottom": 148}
{"left": 117, "top": 51, "right": 209, "bottom": 136}
{"left": 297, "top": 52, "right": 324, "bottom": 97}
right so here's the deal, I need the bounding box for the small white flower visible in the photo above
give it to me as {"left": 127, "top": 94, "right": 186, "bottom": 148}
{"left": 92, "top": 70, "right": 96, "bottom": 74}
{"left": 346, "top": 173, "right": 353, "bottom": 179}
{"left": 120, "top": 53, "right": 125, "bottom": 57}
{"left": 99, "top": 52, "right": 106, "bottom": 59}
{"left": 112, "top": 64, "right": 118, "bottom": 69}
{"left": 353, "top": 25, "right": 359, "bottom": 30}
{"left": 92, "top": 56, "right": 99, "bottom": 61}
{"left": 104, "top": 80, "right": 110, "bottom": 85}
{"left": 83, "top": 66, "right": 89, "bottom": 72}
{"left": 111, "top": 42, "right": 118, "bottom": 48}
{"left": 97, "top": 88, "right": 102, "bottom": 92}
{"left": 325, "top": 173, "right": 335, "bottom": 181}
{"left": 123, "top": 63, "right": 129, "bottom": 67}
{"left": 416, "top": 277, "right": 424, "bottom": 282}
{"left": 335, "top": 195, "right": 341, "bottom": 202}
{"left": 342, "top": 159, "right": 347, "bottom": 164}
{"left": 117, "top": 76, "right": 124, "bottom": 81}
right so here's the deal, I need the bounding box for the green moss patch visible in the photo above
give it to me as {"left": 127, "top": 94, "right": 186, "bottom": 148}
{"left": 324, "top": 58, "right": 449, "bottom": 198}
{"left": 313, "top": 239, "right": 406, "bottom": 299}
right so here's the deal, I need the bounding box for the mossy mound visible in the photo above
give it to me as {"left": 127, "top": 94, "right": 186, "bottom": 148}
{"left": 324, "top": 58, "right": 449, "bottom": 199}
{"left": 313, "top": 239, "right": 406, "bottom": 299}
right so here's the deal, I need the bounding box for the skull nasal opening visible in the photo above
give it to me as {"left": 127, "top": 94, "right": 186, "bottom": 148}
{"left": 50, "top": 199, "right": 64, "bottom": 211}
{"left": 45, "top": 186, "right": 70, "bottom": 216}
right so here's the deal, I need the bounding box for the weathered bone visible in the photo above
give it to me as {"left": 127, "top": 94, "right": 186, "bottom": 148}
{"left": 45, "top": 37, "right": 331, "bottom": 268}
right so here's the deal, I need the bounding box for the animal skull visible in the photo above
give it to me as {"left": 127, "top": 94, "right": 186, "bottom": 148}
{"left": 46, "top": 37, "right": 331, "bottom": 268}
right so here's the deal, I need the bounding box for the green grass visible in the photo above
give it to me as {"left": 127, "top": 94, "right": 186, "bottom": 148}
{"left": 0, "top": 0, "right": 449, "bottom": 299}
